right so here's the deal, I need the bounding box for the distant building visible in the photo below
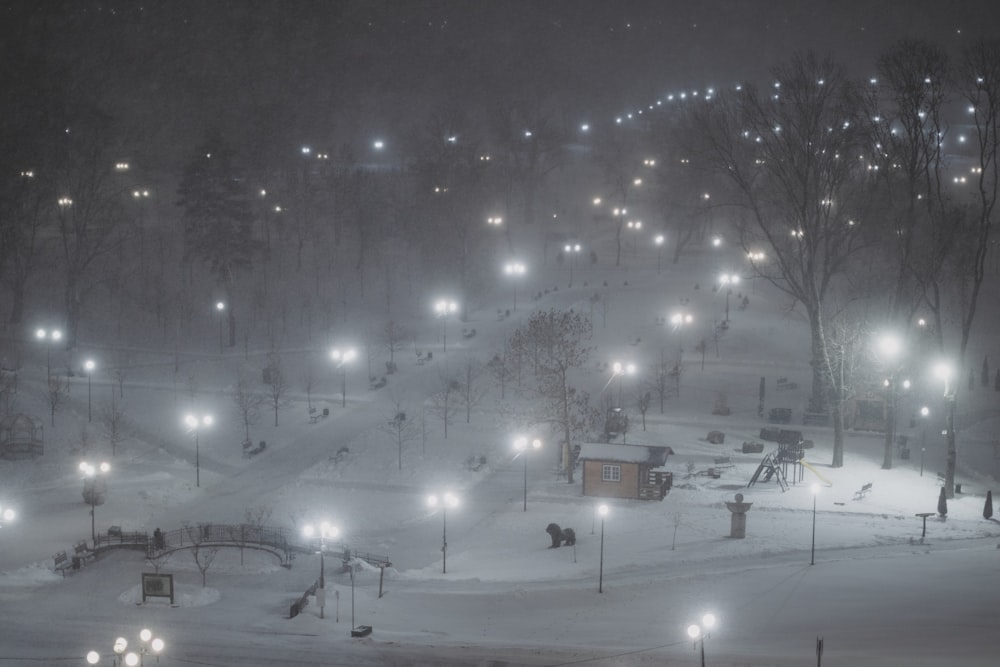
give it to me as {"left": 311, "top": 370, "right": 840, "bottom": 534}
{"left": 579, "top": 443, "right": 673, "bottom": 501}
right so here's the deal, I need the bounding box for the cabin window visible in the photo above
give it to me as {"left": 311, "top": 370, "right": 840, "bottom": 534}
{"left": 602, "top": 464, "right": 621, "bottom": 482}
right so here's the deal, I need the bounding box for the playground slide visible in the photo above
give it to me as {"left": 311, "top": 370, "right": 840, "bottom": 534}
{"left": 800, "top": 460, "right": 833, "bottom": 487}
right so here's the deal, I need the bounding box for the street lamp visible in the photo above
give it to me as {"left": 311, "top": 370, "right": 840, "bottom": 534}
{"left": 933, "top": 360, "right": 957, "bottom": 497}
{"left": 597, "top": 503, "right": 609, "bottom": 593}
{"left": 626, "top": 219, "right": 643, "bottom": 256}
{"left": 687, "top": 612, "right": 717, "bottom": 667}
{"left": 330, "top": 347, "right": 357, "bottom": 408}
{"left": 0, "top": 504, "right": 16, "bottom": 526}
{"left": 654, "top": 234, "right": 665, "bottom": 273}
{"left": 433, "top": 299, "right": 459, "bottom": 352}
{"left": 427, "top": 491, "right": 459, "bottom": 574}
{"left": 486, "top": 216, "right": 503, "bottom": 227}
{"left": 718, "top": 273, "right": 740, "bottom": 322}
{"left": 876, "top": 333, "right": 904, "bottom": 470}
{"left": 86, "top": 628, "right": 164, "bottom": 666}
{"left": 611, "top": 361, "right": 637, "bottom": 409}
{"left": 503, "top": 261, "right": 526, "bottom": 311}
{"left": 183, "top": 413, "right": 213, "bottom": 488}
{"left": 670, "top": 311, "right": 694, "bottom": 352}
{"left": 564, "top": 243, "right": 582, "bottom": 287}
{"left": 919, "top": 405, "right": 930, "bottom": 476}
{"left": 80, "top": 460, "right": 110, "bottom": 546}
{"left": 35, "top": 327, "right": 62, "bottom": 381}
{"left": 810, "top": 483, "right": 820, "bottom": 565}
{"left": 303, "top": 521, "right": 340, "bottom": 618}
{"left": 513, "top": 436, "right": 542, "bottom": 511}
{"left": 84, "top": 358, "right": 96, "bottom": 422}
{"left": 215, "top": 301, "right": 225, "bottom": 353}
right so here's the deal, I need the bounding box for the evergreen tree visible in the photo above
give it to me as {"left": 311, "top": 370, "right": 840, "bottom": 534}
{"left": 938, "top": 486, "right": 948, "bottom": 517}
{"left": 984, "top": 490, "right": 994, "bottom": 520}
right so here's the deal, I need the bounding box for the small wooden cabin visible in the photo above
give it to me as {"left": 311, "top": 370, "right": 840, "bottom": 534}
{"left": 579, "top": 443, "right": 673, "bottom": 501}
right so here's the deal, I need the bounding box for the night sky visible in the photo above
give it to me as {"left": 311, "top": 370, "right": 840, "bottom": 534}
{"left": 5, "top": 0, "right": 997, "bottom": 170}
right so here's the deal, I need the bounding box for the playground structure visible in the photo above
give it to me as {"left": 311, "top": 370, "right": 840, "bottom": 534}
{"left": 747, "top": 442, "right": 833, "bottom": 492}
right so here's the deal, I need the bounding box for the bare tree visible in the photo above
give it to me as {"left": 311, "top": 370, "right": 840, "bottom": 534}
{"left": 379, "top": 396, "right": 420, "bottom": 470}
{"left": 456, "top": 356, "right": 487, "bottom": 424}
{"left": 382, "top": 320, "right": 409, "bottom": 372}
{"left": 637, "top": 391, "right": 651, "bottom": 431}
{"left": 510, "top": 309, "right": 592, "bottom": 483}
{"left": 429, "top": 370, "right": 460, "bottom": 439}
{"left": 47, "top": 374, "right": 68, "bottom": 426}
{"left": 301, "top": 363, "right": 315, "bottom": 412}
{"left": 231, "top": 367, "right": 264, "bottom": 443}
{"left": 685, "top": 51, "right": 875, "bottom": 467}
{"left": 263, "top": 352, "right": 290, "bottom": 427}
{"left": 486, "top": 341, "right": 515, "bottom": 400}
{"left": 184, "top": 524, "right": 220, "bottom": 587}
{"left": 98, "top": 400, "right": 129, "bottom": 456}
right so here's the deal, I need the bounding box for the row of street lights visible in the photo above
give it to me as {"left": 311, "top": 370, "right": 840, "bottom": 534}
{"left": 86, "top": 628, "right": 164, "bottom": 666}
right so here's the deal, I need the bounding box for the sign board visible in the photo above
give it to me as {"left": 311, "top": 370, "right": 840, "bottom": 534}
{"left": 142, "top": 572, "right": 175, "bottom": 604}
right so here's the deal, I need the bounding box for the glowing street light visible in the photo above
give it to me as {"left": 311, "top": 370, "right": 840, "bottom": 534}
{"left": 611, "top": 361, "right": 637, "bottom": 409}
{"left": 810, "top": 483, "right": 820, "bottom": 565}
{"left": 933, "top": 360, "right": 957, "bottom": 497}
{"left": 919, "top": 405, "right": 930, "bottom": 476}
{"left": 687, "top": 612, "right": 717, "bottom": 667}
{"left": 513, "top": 437, "right": 542, "bottom": 511}
{"left": 330, "top": 347, "right": 357, "bottom": 408}
{"left": 875, "top": 333, "right": 904, "bottom": 470}
{"left": 183, "top": 413, "right": 213, "bottom": 488}
{"left": 486, "top": 216, "right": 503, "bottom": 227}
{"left": 86, "top": 628, "right": 164, "bottom": 666}
{"left": 433, "top": 299, "right": 459, "bottom": 352}
{"left": 215, "top": 301, "right": 226, "bottom": 353}
{"left": 80, "top": 460, "right": 110, "bottom": 546}
{"left": 597, "top": 504, "right": 609, "bottom": 593}
{"left": 0, "top": 504, "right": 15, "bottom": 526}
{"left": 83, "top": 358, "right": 96, "bottom": 422}
{"left": 303, "top": 521, "right": 340, "bottom": 618}
{"left": 719, "top": 273, "right": 740, "bottom": 322}
{"left": 503, "top": 261, "right": 526, "bottom": 311}
{"left": 654, "top": 234, "right": 665, "bottom": 273}
{"left": 35, "top": 327, "right": 62, "bottom": 381}
{"left": 427, "top": 491, "right": 459, "bottom": 574}
{"left": 564, "top": 243, "right": 582, "bottom": 287}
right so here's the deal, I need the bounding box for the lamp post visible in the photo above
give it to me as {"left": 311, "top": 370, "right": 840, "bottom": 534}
{"left": 670, "top": 311, "right": 694, "bottom": 353}
{"left": 427, "top": 491, "right": 459, "bottom": 574}
{"left": 331, "top": 347, "right": 357, "bottom": 408}
{"left": 564, "top": 243, "right": 581, "bottom": 287}
{"left": 215, "top": 301, "right": 225, "bottom": 353}
{"left": 919, "top": 405, "right": 930, "bottom": 476}
{"left": 503, "top": 261, "right": 526, "bottom": 312}
{"left": 876, "top": 333, "right": 904, "bottom": 470}
{"left": 303, "top": 521, "right": 339, "bottom": 619}
{"left": 513, "top": 436, "right": 542, "bottom": 511}
{"left": 687, "top": 612, "right": 717, "bottom": 667}
{"left": 433, "top": 299, "right": 458, "bottom": 352}
{"left": 810, "top": 483, "right": 820, "bottom": 565}
{"left": 654, "top": 234, "right": 665, "bottom": 273}
{"left": 611, "top": 361, "right": 636, "bottom": 409}
{"left": 86, "top": 628, "right": 164, "bottom": 666}
{"left": 183, "top": 413, "right": 213, "bottom": 488}
{"left": 80, "top": 460, "right": 110, "bottom": 546}
{"left": 719, "top": 273, "right": 740, "bottom": 322}
{"left": 933, "top": 361, "right": 957, "bottom": 497}
{"left": 597, "top": 503, "right": 608, "bottom": 593}
{"left": 84, "top": 358, "right": 96, "bottom": 422}
{"left": 35, "top": 327, "right": 62, "bottom": 382}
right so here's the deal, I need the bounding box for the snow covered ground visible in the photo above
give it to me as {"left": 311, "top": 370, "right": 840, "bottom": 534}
{"left": 2, "top": 237, "right": 1000, "bottom": 666}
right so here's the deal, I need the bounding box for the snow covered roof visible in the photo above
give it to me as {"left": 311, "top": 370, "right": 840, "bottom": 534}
{"left": 578, "top": 443, "right": 670, "bottom": 465}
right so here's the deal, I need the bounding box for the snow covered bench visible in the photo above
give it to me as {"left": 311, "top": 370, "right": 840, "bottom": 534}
{"left": 52, "top": 551, "right": 73, "bottom": 576}
{"left": 853, "top": 482, "right": 873, "bottom": 500}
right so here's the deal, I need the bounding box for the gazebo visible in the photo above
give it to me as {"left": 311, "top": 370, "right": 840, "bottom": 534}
{"left": 0, "top": 413, "right": 44, "bottom": 459}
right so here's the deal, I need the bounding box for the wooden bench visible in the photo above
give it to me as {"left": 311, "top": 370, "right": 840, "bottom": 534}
{"left": 52, "top": 551, "right": 73, "bottom": 576}
{"left": 74, "top": 540, "right": 96, "bottom": 563}
{"left": 853, "top": 482, "right": 873, "bottom": 500}
{"left": 713, "top": 456, "right": 735, "bottom": 469}
{"left": 243, "top": 440, "right": 266, "bottom": 457}
{"left": 776, "top": 377, "right": 798, "bottom": 391}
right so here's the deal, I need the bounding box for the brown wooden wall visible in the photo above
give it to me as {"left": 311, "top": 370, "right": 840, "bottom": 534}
{"left": 582, "top": 460, "right": 640, "bottom": 499}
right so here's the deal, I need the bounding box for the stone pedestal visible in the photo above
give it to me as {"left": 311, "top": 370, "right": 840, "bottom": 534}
{"left": 725, "top": 493, "right": 753, "bottom": 539}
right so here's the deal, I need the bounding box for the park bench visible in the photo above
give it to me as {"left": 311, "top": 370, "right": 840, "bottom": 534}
{"left": 462, "top": 328, "right": 477, "bottom": 339}
{"left": 742, "top": 441, "right": 764, "bottom": 454}
{"left": 776, "top": 377, "right": 798, "bottom": 391}
{"left": 52, "top": 550, "right": 73, "bottom": 576}
{"left": 802, "top": 412, "right": 829, "bottom": 426}
{"left": 243, "top": 440, "right": 266, "bottom": 458}
{"left": 853, "top": 482, "right": 873, "bottom": 500}
{"left": 768, "top": 408, "right": 793, "bottom": 424}
{"left": 369, "top": 376, "right": 387, "bottom": 390}
{"left": 713, "top": 456, "right": 735, "bottom": 469}
{"left": 74, "top": 540, "right": 96, "bottom": 564}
